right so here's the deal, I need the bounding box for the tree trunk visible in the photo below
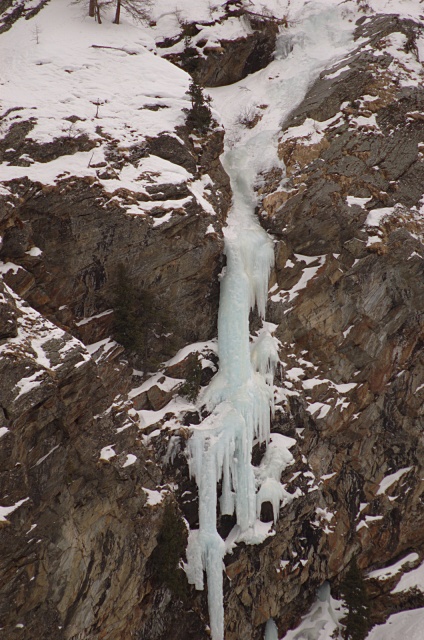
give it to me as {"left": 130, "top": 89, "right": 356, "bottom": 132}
{"left": 96, "top": 3, "right": 102, "bottom": 24}
{"left": 113, "top": 0, "right": 121, "bottom": 24}
{"left": 89, "top": 0, "right": 96, "bottom": 17}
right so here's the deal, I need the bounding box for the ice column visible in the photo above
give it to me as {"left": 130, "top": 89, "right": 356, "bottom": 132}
{"left": 185, "top": 145, "right": 278, "bottom": 640}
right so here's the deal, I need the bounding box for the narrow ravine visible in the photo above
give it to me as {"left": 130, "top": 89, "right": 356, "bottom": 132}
{"left": 185, "top": 4, "right": 358, "bottom": 638}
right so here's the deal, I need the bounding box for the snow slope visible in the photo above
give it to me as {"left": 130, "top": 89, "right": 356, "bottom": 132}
{"left": 365, "top": 608, "right": 424, "bottom": 640}
{"left": 0, "top": 0, "right": 191, "bottom": 204}
{"left": 2, "top": 0, "right": 423, "bottom": 199}
{"left": 280, "top": 586, "right": 424, "bottom": 640}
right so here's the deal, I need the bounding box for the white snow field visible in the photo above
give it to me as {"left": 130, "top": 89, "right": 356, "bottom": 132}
{"left": 365, "top": 608, "right": 424, "bottom": 640}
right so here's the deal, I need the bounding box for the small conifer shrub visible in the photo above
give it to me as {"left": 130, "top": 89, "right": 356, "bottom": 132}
{"left": 113, "top": 263, "right": 146, "bottom": 352}
{"left": 340, "top": 557, "right": 371, "bottom": 640}
{"left": 186, "top": 80, "right": 212, "bottom": 133}
{"left": 180, "top": 355, "right": 203, "bottom": 402}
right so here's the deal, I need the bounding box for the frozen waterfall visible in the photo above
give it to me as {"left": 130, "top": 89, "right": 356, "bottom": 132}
{"left": 184, "top": 4, "right": 356, "bottom": 638}
{"left": 185, "top": 144, "right": 278, "bottom": 640}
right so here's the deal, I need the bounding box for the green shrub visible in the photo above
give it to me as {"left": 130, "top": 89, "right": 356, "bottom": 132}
{"left": 113, "top": 263, "right": 145, "bottom": 352}
{"left": 180, "top": 355, "right": 203, "bottom": 402}
{"left": 181, "top": 46, "right": 201, "bottom": 74}
{"left": 186, "top": 80, "right": 212, "bottom": 133}
{"left": 340, "top": 557, "right": 371, "bottom": 640}
{"left": 113, "top": 263, "right": 168, "bottom": 357}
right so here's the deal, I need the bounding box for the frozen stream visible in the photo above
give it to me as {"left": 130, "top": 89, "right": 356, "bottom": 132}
{"left": 185, "top": 4, "right": 357, "bottom": 639}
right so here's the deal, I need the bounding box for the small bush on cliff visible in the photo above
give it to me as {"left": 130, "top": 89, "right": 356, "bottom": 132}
{"left": 180, "top": 41, "right": 201, "bottom": 74}
{"left": 150, "top": 502, "right": 188, "bottom": 598}
{"left": 186, "top": 80, "right": 212, "bottom": 133}
{"left": 340, "top": 557, "right": 371, "bottom": 640}
{"left": 180, "top": 354, "right": 203, "bottom": 402}
{"left": 236, "top": 104, "right": 261, "bottom": 129}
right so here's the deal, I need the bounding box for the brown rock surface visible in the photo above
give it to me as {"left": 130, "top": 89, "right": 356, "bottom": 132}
{"left": 160, "top": 11, "right": 280, "bottom": 87}
{"left": 0, "top": 120, "right": 229, "bottom": 359}
{"left": 0, "top": 9, "right": 230, "bottom": 638}
{"left": 250, "top": 13, "right": 424, "bottom": 638}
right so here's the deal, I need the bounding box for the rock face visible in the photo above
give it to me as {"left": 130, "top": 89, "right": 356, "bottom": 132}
{"left": 1, "top": 4, "right": 424, "bottom": 640}
{"left": 0, "top": 195, "right": 212, "bottom": 637}
{"left": 160, "top": 9, "right": 279, "bottom": 87}
{"left": 250, "top": 13, "right": 424, "bottom": 638}
{"left": 0, "top": 0, "right": 49, "bottom": 33}
{"left": 0, "top": 123, "right": 229, "bottom": 359}
{"left": 0, "top": 284, "right": 140, "bottom": 638}
{"left": 0, "top": 4, "right": 230, "bottom": 636}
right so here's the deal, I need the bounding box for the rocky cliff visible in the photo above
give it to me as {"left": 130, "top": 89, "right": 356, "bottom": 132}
{"left": 1, "top": 1, "right": 424, "bottom": 640}
{"left": 232, "top": 12, "right": 424, "bottom": 637}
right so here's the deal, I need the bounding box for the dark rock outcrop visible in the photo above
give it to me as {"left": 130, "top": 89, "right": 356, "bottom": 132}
{"left": 161, "top": 11, "right": 279, "bottom": 87}
{"left": 0, "top": 121, "right": 229, "bottom": 364}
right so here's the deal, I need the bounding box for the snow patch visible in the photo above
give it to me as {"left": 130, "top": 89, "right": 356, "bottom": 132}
{"left": 365, "top": 607, "right": 424, "bottom": 640}
{"left": 377, "top": 467, "right": 412, "bottom": 495}
{"left": 365, "top": 207, "right": 395, "bottom": 227}
{"left": 123, "top": 454, "right": 137, "bottom": 468}
{"left": 0, "top": 498, "right": 29, "bottom": 522}
{"left": 99, "top": 445, "right": 116, "bottom": 461}
{"left": 367, "top": 553, "right": 419, "bottom": 580}
{"left": 392, "top": 560, "right": 424, "bottom": 594}
{"left": 143, "top": 488, "right": 165, "bottom": 505}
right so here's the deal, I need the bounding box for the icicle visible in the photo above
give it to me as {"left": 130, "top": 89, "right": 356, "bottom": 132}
{"left": 264, "top": 618, "right": 279, "bottom": 640}
{"left": 255, "top": 433, "right": 296, "bottom": 523}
